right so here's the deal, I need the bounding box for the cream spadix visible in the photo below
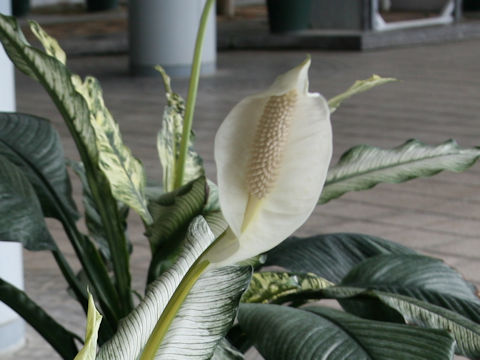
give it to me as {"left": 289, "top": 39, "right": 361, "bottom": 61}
{"left": 205, "top": 57, "right": 332, "bottom": 266}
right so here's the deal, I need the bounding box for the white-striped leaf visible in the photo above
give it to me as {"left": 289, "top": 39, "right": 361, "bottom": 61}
{"left": 97, "top": 216, "right": 251, "bottom": 360}
{"left": 156, "top": 66, "right": 204, "bottom": 193}
{"left": 71, "top": 75, "right": 152, "bottom": 224}
{"left": 328, "top": 74, "right": 396, "bottom": 113}
{"left": 320, "top": 139, "right": 480, "bottom": 204}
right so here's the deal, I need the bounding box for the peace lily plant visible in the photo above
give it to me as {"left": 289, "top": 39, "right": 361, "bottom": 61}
{"left": 1, "top": 1, "right": 480, "bottom": 359}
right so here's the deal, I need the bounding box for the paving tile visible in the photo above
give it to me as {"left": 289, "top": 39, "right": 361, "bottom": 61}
{"left": 374, "top": 228, "right": 459, "bottom": 250}
{"left": 429, "top": 218, "right": 480, "bottom": 238}
{"left": 5, "top": 17, "right": 480, "bottom": 360}
{"left": 430, "top": 238, "right": 480, "bottom": 260}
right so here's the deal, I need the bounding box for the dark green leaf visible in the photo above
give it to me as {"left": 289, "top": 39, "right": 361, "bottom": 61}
{"left": 0, "top": 155, "right": 54, "bottom": 250}
{"left": 0, "top": 112, "right": 78, "bottom": 220}
{"left": 264, "top": 233, "right": 414, "bottom": 283}
{"left": 320, "top": 139, "right": 480, "bottom": 204}
{"left": 338, "top": 254, "right": 480, "bottom": 322}
{"left": 238, "top": 303, "right": 455, "bottom": 360}
{"left": 0, "top": 277, "right": 80, "bottom": 359}
{"left": 146, "top": 176, "right": 207, "bottom": 282}
{"left": 321, "top": 287, "right": 480, "bottom": 358}
{"left": 68, "top": 160, "right": 130, "bottom": 263}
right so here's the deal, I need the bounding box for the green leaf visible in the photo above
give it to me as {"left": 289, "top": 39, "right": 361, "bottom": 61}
{"left": 74, "top": 293, "right": 102, "bottom": 360}
{"left": 372, "top": 291, "right": 480, "bottom": 358}
{"left": 0, "top": 155, "right": 54, "bottom": 250}
{"left": 328, "top": 74, "right": 396, "bottom": 113}
{"left": 0, "top": 14, "right": 134, "bottom": 315}
{"left": 321, "top": 287, "right": 480, "bottom": 358}
{"left": 0, "top": 277, "right": 80, "bottom": 359}
{"left": 242, "top": 271, "right": 333, "bottom": 304}
{"left": 0, "top": 15, "right": 97, "bottom": 161}
{"left": 68, "top": 160, "right": 130, "bottom": 263}
{"left": 212, "top": 338, "right": 245, "bottom": 360}
{"left": 337, "top": 254, "right": 480, "bottom": 322}
{"left": 146, "top": 176, "right": 207, "bottom": 282}
{"left": 71, "top": 75, "right": 151, "bottom": 224}
{"left": 239, "top": 303, "right": 455, "bottom": 360}
{"left": 156, "top": 66, "right": 204, "bottom": 193}
{"left": 97, "top": 216, "right": 251, "bottom": 360}
{"left": 0, "top": 112, "right": 78, "bottom": 220}
{"left": 320, "top": 139, "right": 480, "bottom": 204}
{"left": 264, "top": 233, "right": 414, "bottom": 283}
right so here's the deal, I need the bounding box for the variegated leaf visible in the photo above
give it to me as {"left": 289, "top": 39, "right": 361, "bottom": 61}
{"left": 74, "top": 294, "right": 102, "bottom": 360}
{"left": 320, "top": 139, "right": 480, "bottom": 204}
{"left": 328, "top": 74, "right": 396, "bottom": 113}
{"left": 97, "top": 216, "right": 251, "bottom": 360}
{"left": 156, "top": 66, "right": 204, "bottom": 193}
{"left": 28, "top": 21, "right": 66, "bottom": 65}
{"left": 0, "top": 16, "right": 98, "bottom": 160}
{"left": 242, "top": 272, "right": 333, "bottom": 304}
{"left": 72, "top": 76, "right": 151, "bottom": 224}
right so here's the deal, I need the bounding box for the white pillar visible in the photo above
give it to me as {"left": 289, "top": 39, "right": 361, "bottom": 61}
{"left": 0, "top": 2, "right": 25, "bottom": 355}
{"left": 129, "top": 0, "right": 216, "bottom": 77}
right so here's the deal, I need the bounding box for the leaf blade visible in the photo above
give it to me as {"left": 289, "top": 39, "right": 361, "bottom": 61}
{"left": 0, "top": 277, "right": 80, "bottom": 359}
{"left": 328, "top": 74, "right": 396, "bottom": 113}
{"left": 97, "top": 216, "right": 251, "bottom": 360}
{"left": 264, "top": 233, "right": 414, "bottom": 283}
{"left": 0, "top": 154, "right": 54, "bottom": 250}
{"left": 238, "top": 303, "right": 455, "bottom": 360}
{"left": 0, "top": 112, "right": 77, "bottom": 220}
{"left": 156, "top": 66, "right": 204, "bottom": 193}
{"left": 320, "top": 139, "right": 480, "bottom": 204}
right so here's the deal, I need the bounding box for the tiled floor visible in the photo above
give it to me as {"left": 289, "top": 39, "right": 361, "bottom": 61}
{"left": 2, "top": 16, "right": 480, "bottom": 360}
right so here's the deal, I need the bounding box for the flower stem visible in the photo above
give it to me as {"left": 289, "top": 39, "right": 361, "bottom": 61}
{"left": 139, "top": 259, "right": 210, "bottom": 359}
{"left": 174, "top": 0, "right": 215, "bottom": 189}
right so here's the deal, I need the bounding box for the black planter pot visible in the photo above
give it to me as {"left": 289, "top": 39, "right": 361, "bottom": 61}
{"left": 463, "top": 0, "right": 480, "bottom": 11}
{"left": 12, "top": 0, "right": 30, "bottom": 17}
{"left": 86, "top": 0, "right": 118, "bottom": 12}
{"left": 266, "top": 0, "right": 312, "bottom": 33}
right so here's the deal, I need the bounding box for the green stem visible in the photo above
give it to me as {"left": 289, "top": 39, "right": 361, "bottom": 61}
{"left": 139, "top": 259, "right": 210, "bottom": 360}
{"left": 174, "top": 0, "right": 215, "bottom": 189}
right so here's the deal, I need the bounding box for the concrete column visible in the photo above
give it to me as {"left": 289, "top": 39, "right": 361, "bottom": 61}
{"left": 0, "top": 2, "right": 25, "bottom": 355}
{"left": 129, "top": 0, "right": 216, "bottom": 77}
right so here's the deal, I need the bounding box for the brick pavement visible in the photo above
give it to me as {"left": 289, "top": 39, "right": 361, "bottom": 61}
{"left": 1, "top": 20, "right": 480, "bottom": 360}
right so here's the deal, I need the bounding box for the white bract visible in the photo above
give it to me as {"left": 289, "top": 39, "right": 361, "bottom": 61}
{"left": 205, "top": 57, "right": 332, "bottom": 266}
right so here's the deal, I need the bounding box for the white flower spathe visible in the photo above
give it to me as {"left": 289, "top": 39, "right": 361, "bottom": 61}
{"left": 205, "top": 57, "right": 332, "bottom": 266}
